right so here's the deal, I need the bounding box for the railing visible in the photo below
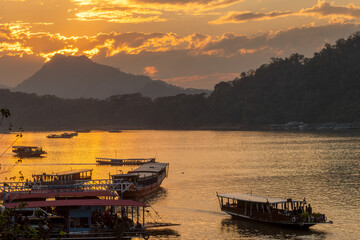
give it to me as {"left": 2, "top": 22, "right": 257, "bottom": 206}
{"left": 0, "top": 178, "right": 132, "bottom": 200}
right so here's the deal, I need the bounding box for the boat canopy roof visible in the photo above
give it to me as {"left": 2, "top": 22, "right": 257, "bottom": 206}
{"left": 218, "top": 193, "right": 306, "bottom": 204}
{"left": 112, "top": 172, "right": 155, "bottom": 178}
{"left": 131, "top": 162, "right": 168, "bottom": 173}
{"left": 12, "top": 146, "right": 40, "bottom": 149}
{"left": 4, "top": 190, "right": 113, "bottom": 200}
{"left": 4, "top": 199, "right": 148, "bottom": 208}
{"left": 33, "top": 169, "right": 92, "bottom": 177}
{"left": 96, "top": 157, "right": 155, "bottom": 161}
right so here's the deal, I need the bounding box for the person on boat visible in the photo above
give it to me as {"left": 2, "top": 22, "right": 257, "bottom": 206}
{"left": 297, "top": 207, "right": 302, "bottom": 214}
{"left": 308, "top": 204, "right": 313, "bottom": 221}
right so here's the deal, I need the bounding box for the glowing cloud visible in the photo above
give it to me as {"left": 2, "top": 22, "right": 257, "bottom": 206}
{"left": 300, "top": 0, "right": 360, "bottom": 20}
{"left": 71, "top": 5, "right": 166, "bottom": 23}
{"left": 210, "top": 11, "right": 293, "bottom": 24}
{"left": 211, "top": 1, "right": 360, "bottom": 24}
{"left": 144, "top": 66, "right": 158, "bottom": 77}
{"left": 71, "top": 0, "right": 245, "bottom": 15}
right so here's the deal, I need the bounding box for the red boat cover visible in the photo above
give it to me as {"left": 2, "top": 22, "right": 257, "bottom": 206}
{"left": 4, "top": 199, "right": 147, "bottom": 208}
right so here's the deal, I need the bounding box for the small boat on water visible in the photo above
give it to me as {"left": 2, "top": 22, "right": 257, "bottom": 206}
{"left": 47, "top": 132, "right": 77, "bottom": 138}
{"left": 75, "top": 129, "right": 91, "bottom": 133}
{"left": 217, "top": 193, "right": 333, "bottom": 228}
{"left": 12, "top": 146, "right": 46, "bottom": 157}
{"left": 112, "top": 162, "right": 169, "bottom": 199}
{"left": 108, "top": 129, "right": 122, "bottom": 133}
{"left": 96, "top": 157, "right": 156, "bottom": 166}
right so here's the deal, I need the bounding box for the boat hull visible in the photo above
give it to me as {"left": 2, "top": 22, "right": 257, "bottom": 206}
{"left": 96, "top": 160, "right": 154, "bottom": 166}
{"left": 123, "top": 180, "right": 163, "bottom": 198}
{"left": 222, "top": 210, "right": 317, "bottom": 229}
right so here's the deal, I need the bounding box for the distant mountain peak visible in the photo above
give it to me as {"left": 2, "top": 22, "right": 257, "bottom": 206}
{"left": 14, "top": 54, "right": 209, "bottom": 99}
{"left": 47, "top": 54, "right": 92, "bottom": 66}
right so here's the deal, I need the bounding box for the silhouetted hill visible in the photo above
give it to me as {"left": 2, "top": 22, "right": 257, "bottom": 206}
{"left": 0, "top": 83, "right": 9, "bottom": 89}
{"left": 14, "top": 54, "right": 209, "bottom": 99}
{"left": 208, "top": 32, "right": 360, "bottom": 125}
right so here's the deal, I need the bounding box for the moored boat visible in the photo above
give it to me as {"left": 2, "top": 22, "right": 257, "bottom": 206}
{"left": 12, "top": 146, "right": 46, "bottom": 157}
{"left": 32, "top": 169, "right": 93, "bottom": 183}
{"left": 47, "top": 132, "right": 75, "bottom": 138}
{"left": 216, "top": 193, "right": 333, "bottom": 228}
{"left": 112, "top": 162, "right": 169, "bottom": 199}
{"left": 108, "top": 129, "right": 122, "bottom": 133}
{"left": 75, "top": 129, "right": 91, "bottom": 133}
{"left": 96, "top": 157, "right": 156, "bottom": 166}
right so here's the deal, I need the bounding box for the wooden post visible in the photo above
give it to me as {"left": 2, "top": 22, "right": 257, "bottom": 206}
{"left": 143, "top": 207, "right": 145, "bottom": 227}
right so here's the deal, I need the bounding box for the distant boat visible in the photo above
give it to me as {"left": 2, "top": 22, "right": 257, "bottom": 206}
{"left": 112, "top": 162, "right": 169, "bottom": 199}
{"left": 96, "top": 157, "right": 156, "bottom": 166}
{"left": 108, "top": 129, "right": 122, "bottom": 133}
{"left": 46, "top": 133, "right": 74, "bottom": 138}
{"left": 75, "top": 129, "right": 91, "bottom": 133}
{"left": 216, "top": 193, "right": 333, "bottom": 228}
{"left": 12, "top": 146, "right": 46, "bottom": 158}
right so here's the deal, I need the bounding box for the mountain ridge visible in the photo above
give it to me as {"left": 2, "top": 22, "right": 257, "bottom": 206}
{"left": 14, "top": 54, "right": 209, "bottom": 99}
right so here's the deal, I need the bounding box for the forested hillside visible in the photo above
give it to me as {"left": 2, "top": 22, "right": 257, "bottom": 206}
{"left": 2, "top": 33, "right": 360, "bottom": 130}
{"left": 208, "top": 32, "right": 360, "bottom": 126}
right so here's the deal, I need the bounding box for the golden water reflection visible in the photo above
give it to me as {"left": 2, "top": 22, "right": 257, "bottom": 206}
{"left": 0, "top": 130, "right": 359, "bottom": 239}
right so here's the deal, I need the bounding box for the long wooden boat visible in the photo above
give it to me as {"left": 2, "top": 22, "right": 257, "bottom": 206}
{"left": 32, "top": 169, "right": 93, "bottom": 183}
{"left": 12, "top": 146, "right": 46, "bottom": 157}
{"left": 217, "top": 193, "right": 333, "bottom": 228}
{"left": 96, "top": 157, "right": 156, "bottom": 166}
{"left": 112, "top": 162, "right": 169, "bottom": 199}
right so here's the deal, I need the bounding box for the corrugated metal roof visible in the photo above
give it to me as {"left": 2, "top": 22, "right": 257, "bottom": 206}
{"left": 6, "top": 190, "right": 113, "bottom": 200}
{"left": 131, "top": 163, "right": 168, "bottom": 173}
{"left": 218, "top": 193, "right": 304, "bottom": 204}
{"left": 34, "top": 169, "right": 93, "bottom": 176}
{"left": 4, "top": 199, "right": 147, "bottom": 208}
{"left": 13, "top": 146, "right": 40, "bottom": 149}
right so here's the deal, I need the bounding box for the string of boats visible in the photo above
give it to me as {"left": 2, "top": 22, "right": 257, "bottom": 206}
{"left": 2, "top": 132, "right": 333, "bottom": 239}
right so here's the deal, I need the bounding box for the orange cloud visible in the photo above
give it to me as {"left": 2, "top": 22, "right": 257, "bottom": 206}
{"left": 70, "top": 5, "right": 166, "bottom": 23}
{"left": 71, "top": 0, "right": 245, "bottom": 16}
{"left": 210, "top": 10, "right": 293, "bottom": 24}
{"left": 300, "top": 0, "right": 360, "bottom": 20}
{"left": 1, "top": 19, "right": 359, "bottom": 65}
{"left": 144, "top": 66, "right": 158, "bottom": 77}
{"left": 211, "top": 1, "right": 360, "bottom": 24}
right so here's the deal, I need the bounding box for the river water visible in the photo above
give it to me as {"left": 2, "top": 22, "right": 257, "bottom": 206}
{"left": 0, "top": 131, "right": 359, "bottom": 239}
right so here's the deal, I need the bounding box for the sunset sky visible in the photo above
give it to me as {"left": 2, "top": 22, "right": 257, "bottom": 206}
{"left": 1, "top": 0, "right": 360, "bottom": 89}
